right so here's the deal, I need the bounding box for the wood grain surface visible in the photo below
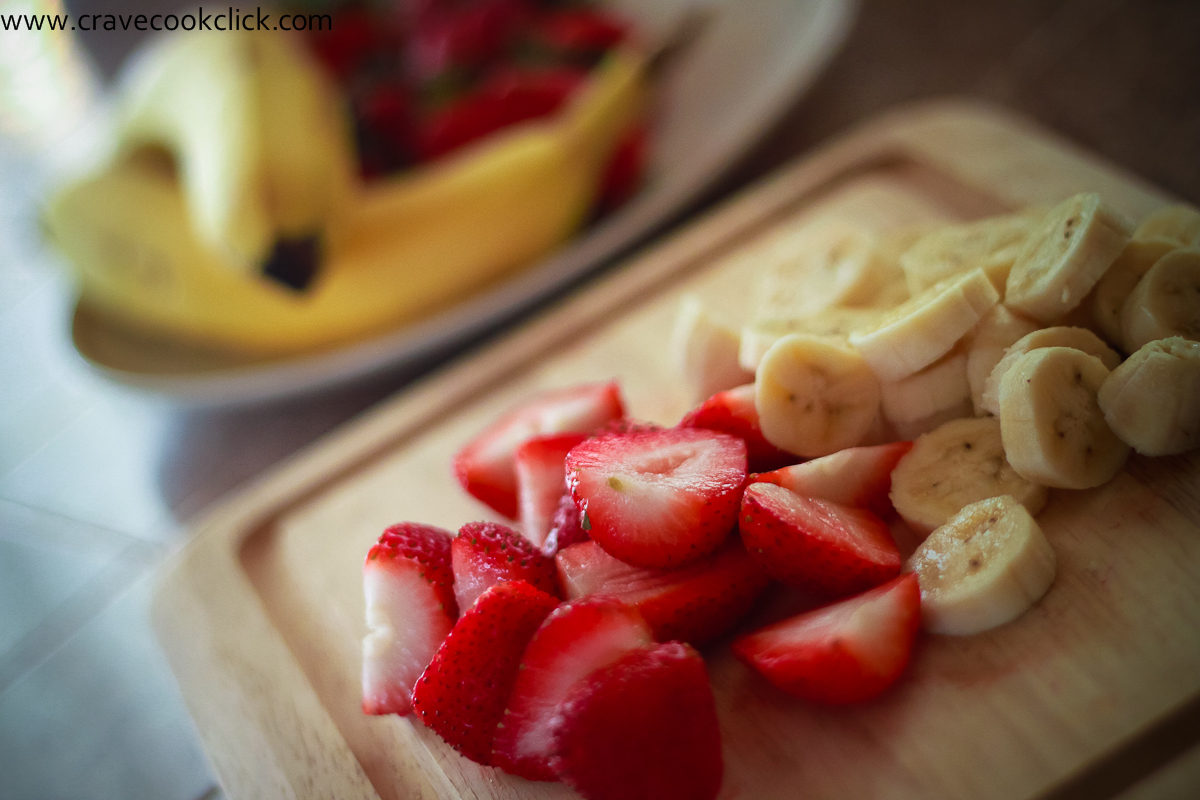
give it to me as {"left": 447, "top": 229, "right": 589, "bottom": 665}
{"left": 152, "top": 101, "right": 1200, "bottom": 800}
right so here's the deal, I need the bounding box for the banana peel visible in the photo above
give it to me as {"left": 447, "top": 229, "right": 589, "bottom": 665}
{"left": 47, "top": 49, "right": 645, "bottom": 355}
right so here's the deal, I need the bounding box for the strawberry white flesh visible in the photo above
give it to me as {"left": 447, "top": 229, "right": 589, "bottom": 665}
{"left": 493, "top": 596, "right": 653, "bottom": 781}
{"left": 751, "top": 441, "right": 913, "bottom": 517}
{"left": 516, "top": 433, "right": 587, "bottom": 547}
{"left": 732, "top": 573, "right": 921, "bottom": 704}
{"left": 454, "top": 382, "right": 624, "bottom": 519}
{"left": 567, "top": 428, "right": 747, "bottom": 568}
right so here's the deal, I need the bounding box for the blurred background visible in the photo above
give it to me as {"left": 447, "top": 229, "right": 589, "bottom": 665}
{"left": 1, "top": 0, "right": 1198, "bottom": 798}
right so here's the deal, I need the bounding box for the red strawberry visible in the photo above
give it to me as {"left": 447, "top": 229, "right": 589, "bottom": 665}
{"left": 595, "top": 124, "right": 646, "bottom": 214}
{"left": 492, "top": 596, "right": 653, "bottom": 781}
{"left": 750, "top": 441, "right": 913, "bottom": 517}
{"left": 566, "top": 428, "right": 747, "bottom": 568}
{"left": 362, "top": 523, "right": 458, "bottom": 715}
{"left": 451, "top": 521, "right": 560, "bottom": 612}
{"left": 555, "top": 539, "right": 769, "bottom": 646}
{"left": 411, "top": 581, "right": 559, "bottom": 764}
{"left": 531, "top": 8, "right": 629, "bottom": 55}
{"left": 679, "top": 384, "right": 798, "bottom": 472}
{"left": 453, "top": 381, "right": 624, "bottom": 519}
{"left": 739, "top": 483, "right": 901, "bottom": 597}
{"left": 515, "top": 433, "right": 587, "bottom": 547}
{"left": 548, "top": 642, "right": 723, "bottom": 800}
{"left": 541, "top": 491, "right": 589, "bottom": 556}
{"left": 732, "top": 573, "right": 921, "bottom": 704}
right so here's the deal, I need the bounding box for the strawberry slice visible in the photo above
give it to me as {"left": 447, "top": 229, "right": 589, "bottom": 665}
{"left": 566, "top": 428, "right": 747, "bottom": 568}
{"left": 732, "top": 573, "right": 921, "bottom": 704}
{"left": 454, "top": 382, "right": 624, "bottom": 519}
{"left": 516, "top": 433, "right": 587, "bottom": 547}
{"left": 739, "top": 483, "right": 901, "bottom": 597}
{"left": 750, "top": 441, "right": 913, "bottom": 517}
{"left": 451, "top": 521, "right": 560, "bottom": 612}
{"left": 493, "top": 596, "right": 653, "bottom": 781}
{"left": 679, "top": 384, "right": 798, "bottom": 472}
{"left": 411, "top": 581, "right": 559, "bottom": 765}
{"left": 548, "top": 642, "right": 723, "bottom": 800}
{"left": 541, "top": 491, "right": 590, "bottom": 556}
{"left": 555, "top": 539, "right": 769, "bottom": 646}
{"left": 362, "top": 523, "right": 458, "bottom": 715}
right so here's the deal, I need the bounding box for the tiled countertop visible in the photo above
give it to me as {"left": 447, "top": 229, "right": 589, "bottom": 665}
{"left": 1, "top": 1, "right": 1197, "bottom": 798}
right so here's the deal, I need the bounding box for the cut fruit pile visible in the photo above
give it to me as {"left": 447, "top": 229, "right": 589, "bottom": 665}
{"left": 361, "top": 195, "right": 1200, "bottom": 800}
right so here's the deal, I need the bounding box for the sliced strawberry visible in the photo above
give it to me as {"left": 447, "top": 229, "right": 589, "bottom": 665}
{"left": 530, "top": 8, "right": 629, "bottom": 55}
{"left": 453, "top": 381, "right": 624, "bottom": 519}
{"left": 566, "top": 428, "right": 747, "bottom": 568}
{"left": 739, "top": 483, "right": 901, "bottom": 597}
{"left": 732, "top": 573, "right": 921, "bottom": 704}
{"left": 362, "top": 523, "right": 458, "bottom": 715}
{"left": 555, "top": 539, "right": 769, "bottom": 646}
{"left": 750, "top": 441, "right": 913, "bottom": 517}
{"left": 548, "top": 642, "right": 723, "bottom": 800}
{"left": 595, "top": 124, "right": 646, "bottom": 214}
{"left": 451, "top": 521, "right": 560, "bottom": 612}
{"left": 679, "top": 384, "right": 798, "bottom": 472}
{"left": 541, "top": 491, "right": 589, "bottom": 556}
{"left": 411, "top": 581, "right": 558, "bottom": 764}
{"left": 516, "top": 433, "right": 587, "bottom": 547}
{"left": 493, "top": 596, "right": 653, "bottom": 781}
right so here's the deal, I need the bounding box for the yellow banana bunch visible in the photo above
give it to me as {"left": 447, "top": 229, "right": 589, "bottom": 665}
{"left": 46, "top": 34, "right": 645, "bottom": 355}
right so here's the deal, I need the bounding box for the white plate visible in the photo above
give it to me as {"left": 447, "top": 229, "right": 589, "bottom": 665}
{"left": 71, "top": 0, "right": 857, "bottom": 406}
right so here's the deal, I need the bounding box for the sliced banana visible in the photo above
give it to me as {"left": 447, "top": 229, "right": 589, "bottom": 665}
{"left": 670, "top": 295, "right": 754, "bottom": 404}
{"left": 848, "top": 268, "right": 1000, "bottom": 382}
{"left": 880, "top": 350, "right": 971, "bottom": 435}
{"left": 1121, "top": 248, "right": 1200, "bottom": 352}
{"left": 1132, "top": 204, "right": 1200, "bottom": 245}
{"left": 998, "top": 347, "right": 1130, "bottom": 489}
{"left": 1090, "top": 239, "right": 1176, "bottom": 346}
{"left": 1005, "top": 193, "right": 1131, "bottom": 323}
{"left": 900, "top": 208, "right": 1045, "bottom": 296}
{"left": 738, "top": 307, "right": 885, "bottom": 372}
{"left": 979, "top": 326, "right": 1121, "bottom": 417}
{"left": 907, "top": 495, "right": 1056, "bottom": 636}
{"left": 965, "top": 305, "right": 1041, "bottom": 416}
{"left": 755, "top": 333, "right": 881, "bottom": 457}
{"left": 1098, "top": 337, "right": 1200, "bottom": 456}
{"left": 890, "top": 417, "right": 1047, "bottom": 536}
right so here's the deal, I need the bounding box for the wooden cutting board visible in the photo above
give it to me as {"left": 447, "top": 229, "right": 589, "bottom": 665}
{"left": 152, "top": 100, "right": 1200, "bottom": 800}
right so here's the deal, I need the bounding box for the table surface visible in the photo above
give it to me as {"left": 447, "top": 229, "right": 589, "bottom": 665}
{"left": 1, "top": 2, "right": 1198, "bottom": 799}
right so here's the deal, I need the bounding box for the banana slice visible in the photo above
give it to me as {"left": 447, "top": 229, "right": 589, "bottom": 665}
{"left": 880, "top": 350, "right": 971, "bottom": 438}
{"left": 671, "top": 295, "right": 754, "bottom": 404}
{"left": 890, "top": 417, "right": 1048, "bottom": 536}
{"left": 965, "top": 305, "right": 1041, "bottom": 416}
{"left": 998, "top": 347, "right": 1130, "bottom": 489}
{"left": 1090, "top": 239, "right": 1176, "bottom": 346}
{"left": 979, "top": 326, "right": 1121, "bottom": 417}
{"left": 755, "top": 334, "right": 881, "bottom": 457}
{"left": 907, "top": 495, "right": 1056, "bottom": 635}
{"left": 1005, "top": 193, "right": 1131, "bottom": 323}
{"left": 1098, "top": 337, "right": 1200, "bottom": 456}
{"left": 1133, "top": 204, "right": 1200, "bottom": 245}
{"left": 848, "top": 268, "right": 1000, "bottom": 382}
{"left": 1121, "top": 248, "right": 1200, "bottom": 352}
{"left": 738, "top": 307, "right": 886, "bottom": 372}
{"left": 900, "top": 208, "right": 1045, "bottom": 296}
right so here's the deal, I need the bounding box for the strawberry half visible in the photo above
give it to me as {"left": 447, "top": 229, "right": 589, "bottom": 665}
{"left": 548, "top": 642, "right": 724, "bottom": 800}
{"left": 411, "top": 581, "right": 559, "bottom": 765}
{"left": 732, "top": 573, "right": 921, "bottom": 704}
{"left": 739, "top": 483, "right": 901, "bottom": 597}
{"left": 679, "top": 384, "right": 798, "bottom": 472}
{"left": 750, "top": 441, "right": 913, "bottom": 517}
{"left": 516, "top": 433, "right": 587, "bottom": 547}
{"left": 566, "top": 428, "right": 747, "bottom": 568}
{"left": 555, "top": 539, "right": 769, "bottom": 646}
{"left": 453, "top": 381, "right": 624, "bottom": 519}
{"left": 492, "top": 596, "right": 653, "bottom": 781}
{"left": 362, "top": 523, "right": 458, "bottom": 715}
{"left": 542, "top": 491, "right": 590, "bottom": 556}
{"left": 451, "top": 521, "right": 560, "bottom": 612}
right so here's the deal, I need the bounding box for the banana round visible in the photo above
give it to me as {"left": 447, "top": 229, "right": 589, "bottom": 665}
{"left": 890, "top": 417, "right": 1047, "bottom": 536}
{"left": 899, "top": 208, "right": 1045, "bottom": 296}
{"left": 1132, "top": 204, "right": 1200, "bottom": 245}
{"left": 754, "top": 333, "right": 881, "bottom": 457}
{"left": 965, "top": 305, "right": 1041, "bottom": 416}
{"left": 1090, "top": 239, "right": 1176, "bottom": 346}
{"left": 998, "top": 347, "right": 1130, "bottom": 489}
{"left": 980, "top": 326, "right": 1121, "bottom": 417}
{"left": 1098, "top": 337, "right": 1200, "bottom": 456}
{"left": 671, "top": 296, "right": 753, "bottom": 404}
{"left": 880, "top": 350, "right": 971, "bottom": 435}
{"left": 907, "top": 495, "right": 1056, "bottom": 636}
{"left": 1120, "top": 248, "right": 1200, "bottom": 352}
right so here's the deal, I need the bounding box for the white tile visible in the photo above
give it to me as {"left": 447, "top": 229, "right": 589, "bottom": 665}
{"left": 0, "top": 571, "right": 218, "bottom": 800}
